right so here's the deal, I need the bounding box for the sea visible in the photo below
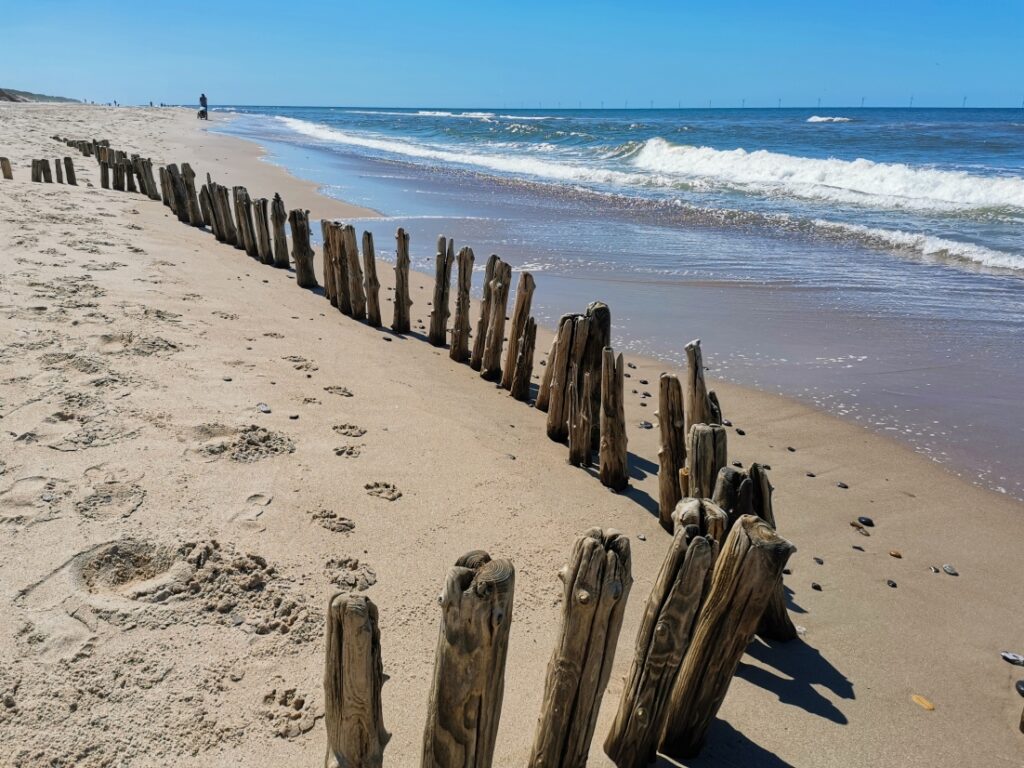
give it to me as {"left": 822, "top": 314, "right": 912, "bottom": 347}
{"left": 212, "top": 106, "right": 1024, "bottom": 500}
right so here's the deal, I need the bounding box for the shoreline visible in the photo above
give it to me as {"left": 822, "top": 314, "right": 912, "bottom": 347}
{"left": 2, "top": 103, "right": 1022, "bottom": 767}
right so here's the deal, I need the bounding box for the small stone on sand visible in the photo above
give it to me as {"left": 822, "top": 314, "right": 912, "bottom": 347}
{"left": 889, "top": 550, "right": 902, "bottom": 558}
{"left": 858, "top": 516, "right": 874, "bottom": 527}
{"left": 837, "top": 481, "right": 849, "bottom": 489}
{"left": 942, "top": 564, "right": 959, "bottom": 576}
{"left": 257, "top": 403, "right": 271, "bottom": 413}
{"left": 1000, "top": 652, "right": 1024, "bottom": 666}
{"left": 811, "top": 582, "right": 822, "bottom": 591}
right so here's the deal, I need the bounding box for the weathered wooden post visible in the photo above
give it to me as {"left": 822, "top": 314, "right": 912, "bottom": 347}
{"left": 233, "top": 186, "right": 259, "bottom": 256}
{"left": 684, "top": 424, "right": 727, "bottom": 500}
{"left": 684, "top": 339, "right": 722, "bottom": 428}
{"left": 500, "top": 272, "right": 536, "bottom": 390}
{"left": 480, "top": 260, "right": 512, "bottom": 381}
{"left": 509, "top": 316, "right": 537, "bottom": 402}
{"left": 545, "top": 315, "right": 582, "bottom": 440}
{"left": 604, "top": 523, "right": 714, "bottom": 768}
{"left": 392, "top": 227, "right": 412, "bottom": 333}
{"left": 40, "top": 159, "right": 53, "bottom": 183}
{"left": 529, "top": 529, "right": 632, "bottom": 768}
{"left": 199, "top": 185, "right": 216, "bottom": 232}
{"left": 54, "top": 158, "right": 64, "bottom": 183}
{"left": 123, "top": 159, "right": 138, "bottom": 193}
{"left": 599, "top": 348, "right": 629, "bottom": 491}
{"left": 428, "top": 236, "right": 454, "bottom": 346}
{"left": 324, "top": 593, "right": 389, "bottom": 768}
{"left": 659, "top": 516, "right": 795, "bottom": 759}
{"left": 166, "top": 165, "right": 190, "bottom": 223}
{"left": 344, "top": 225, "right": 367, "bottom": 320}
{"left": 252, "top": 198, "right": 273, "bottom": 263}
{"left": 363, "top": 230, "right": 382, "bottom": 327}
{"left": 215, "top": 184, "right": 239, "bottom": 246}
{"left": 156, "top": 166, "right": 168, "bottom": 203}
{"left": 422, "top": 551, "right": 515, "bottom": 768}
{"left": 675, "top": 497, "right": 728, "bottom": 547}
{"left": 320, "top": 220, "right": 338, "bottom": 304}
{"left": 143, "top": 159, "right": 159, "bottom": 200}
{"left": 180, "top": 163, "right": 204, "bottom": 227}
{"left": 30, "top": 160, "right": 41, "bottom": 183}
{"left": 62, "top": 157, "right": 77, "bottom": 186}
{"left": 711, "top": 466, "right": 752, "bottom": 528}
{"left": 535, "top": 315, "right": 571, "bottom": 412}
{"left": 288, "top": 209, "right": 319, "bottom": 289}
{"left": 331, "top": 222, "right": 352, "bottom": 315}
{"left": 581, "top": 302, "right": 611, "bottom": 450}
{"left": 130, "top": 155, "right": 147, "bottom": 196}
{"left": 748, "top": 463, "right": 798, "bottom": 641}
{"left": 449, "top": 246, "right": 475, "bottom": 362}
{"left": 657, "top": 374, "right": 687, "bottom": 531}
{"left": 470, "top": 255, "right": 500, "bottom": 370}
{"left": 0, "top": 157, "right": 13, "bottom": 180}
{"left": 112, "top": 156, "right": 125, "bottom": 191}
{"left": 270, "top": 193, "right": 289, "bottom": 268}
{"left": 567, "top": 368, "right": 594, "bottom": 467}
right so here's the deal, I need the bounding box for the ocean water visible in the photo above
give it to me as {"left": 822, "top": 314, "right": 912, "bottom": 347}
{"left": 213, "top": 106, "right": 1024, "bottom": 499}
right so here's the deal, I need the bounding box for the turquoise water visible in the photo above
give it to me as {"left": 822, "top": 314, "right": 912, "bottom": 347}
{"left": 213, "top": 107, "right": 1024, "bottom": 499}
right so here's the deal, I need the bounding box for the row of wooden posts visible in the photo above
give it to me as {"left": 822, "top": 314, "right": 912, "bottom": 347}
{"left": 50, "top": 133, "right": 799, "bottom": 766}
{"left": 0, "top": 155, "right": 78, "bottom": 185}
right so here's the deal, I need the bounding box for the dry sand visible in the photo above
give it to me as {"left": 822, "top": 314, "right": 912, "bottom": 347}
{"left": 1, "top": 103, "right": 1022, "bottom": 767}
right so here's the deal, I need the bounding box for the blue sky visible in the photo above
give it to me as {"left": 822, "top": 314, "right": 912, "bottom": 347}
{"left": 3, "top": 0, "right": 1021, "bottom": 107}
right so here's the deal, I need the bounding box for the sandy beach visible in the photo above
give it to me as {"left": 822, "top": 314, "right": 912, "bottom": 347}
{"left": 1, "top": 103, "right": 1022, "bottom": 767}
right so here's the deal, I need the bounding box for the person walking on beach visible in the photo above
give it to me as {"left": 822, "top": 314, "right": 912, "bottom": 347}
{"left": 198, "top": 92, "right": 208, "bottom": 120}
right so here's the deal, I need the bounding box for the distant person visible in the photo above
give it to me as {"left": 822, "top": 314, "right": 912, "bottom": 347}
{"left": 197, "top": 92, "right": 208, "bottom": 120}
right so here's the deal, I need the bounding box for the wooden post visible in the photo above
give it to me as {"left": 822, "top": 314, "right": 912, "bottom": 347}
{"left": 344, "top": 224, "right": 367, "bottom": 320}
{"left": 112, "top": 155, "right": 125, "bottom": 191}
{"left": 470, "top": 255, "right": 500, "bottom": 370}
{"left": 143, "top": 159, "right": 160, "bottom": 200}
{"left": 529, "top": 529, "right": 632, "bottom": 768}
{"left": 320, "top": 220, "right": 338, "bottom": 304}
{"left": 657, "top": 374, "right": 687, "bottom": 532}
{"left": 253, "top": 198, "right": 274, "bottom": 263}
{"left": 331, "top": 222, "right": 352, "bottom": 315}
{"left": 363, "top": 230, "right": 382, "bottom": 327}
{"left": 40, "top": 159, "right": 53, "bottom": 183}
{"left": 54, "top": 158, "right": 64, "bottom": 183}
{"left": 31, "top": 160, "right": 40, "bottom": 183}
{"left": 748, "top": 463, "right": 798, "bottom": 641}
{"left": 545, "top": 315, "right": 581, "bottom": 440}
{"left": 392, "top": 227, "right": 412, "bottom": 334}
{"left": 422, "top": 551, "right": 515, "bottom": 768}
{"left": 166, "top": 165, "right": 190, "bottom": 223}
{"left": 324, "top": 593, "right": 389, "bottom": 768}
{"left": 581, "top": 302, "right": 611, "bottom": 450}
{"left": 131, "top": 155, "right": 148, "bottom": 196}
{"left": 685, "top": 424, "right": 727, "bottom": 501}
{"left": 675, "top": 497, "right": 729, "bottom": 547}
{"left": 180, "top": 163, "right": 204, "bottom": 227}
{"left": 270, "top": 193, "right": 289, "bottom": 268}
{"left": 427, "top": 236, "right": 453, "bottom": 346}
{"left": 500, "top": 272, "right": 536, "bottom": 389}
{"left": 63, "top": 157, "right": 77, "bottom": 186}
{"left": 0, "top": 157, "right": 13, "bottom": 180}
{"left": 535, "top": 315, "right": 571, "bottom": 412}
{"left": 234, "top": 186, "right": 259, "bottom": 256}
{"left": 599, "top": 348, "right": 629, "bottom": 491}
{"left": 509, "top": 316, "right": 537, "bottom": 402}
{"left": 288, "top": 209, "right": 319, "bottom": 289}
{"left": 199, "top": 184, "right": 216, "bottom": 232}
{"left": 156, "top": 166, "right": 167, "bottom": 203}
{"left": 449, "top": 246, "right": 475, "bottom": 362}
{"left": 711, "top": 466, "right": 753, "bottom": 529}
{"left": 604, "top": 526, "right": 714, "bottom": 768}
{"left": 684, "top": 339, "right": 722, "bottom": 428}
{"left": 216, "top": 184, "right": 239, "bottom": 246}
{"left": 480, "top": 260, "right": 512, "bottom": 381}
{"left": 123, "top": 159, "right": 138, "bottom": 193}
{"left": 568, "top": 368, "right": 594, "bottom": 467}
{"left": 659, "top": 516, "right": 795, "bottom": 759}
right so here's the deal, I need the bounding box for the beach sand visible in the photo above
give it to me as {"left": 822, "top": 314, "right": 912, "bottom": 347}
{"left": 1, "top": 103, "right": 1022, "bottom": 767}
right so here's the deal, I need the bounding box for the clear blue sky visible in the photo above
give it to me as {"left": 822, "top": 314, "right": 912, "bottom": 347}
{"left": 3, "top": 0, "right": 1021, "bottom": 107}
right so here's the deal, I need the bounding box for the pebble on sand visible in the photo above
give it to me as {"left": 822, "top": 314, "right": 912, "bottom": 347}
{"left": 1001, "top": 652, "right": 1024, "bottom": 667}
{"left": 813, "top": 557, "right": 824, "bottom": 565}
{"left": 837, "top": 481, "right": 849, "bottom": 489}
{"left": 811, "top": 582, "right": 822, "bottom": 591}
{"left": 889, "top": 550, "right": 902, "bottom": 559}
{"left": 886, "top": 579, "right": 897, "bottom": 588}
{"left": 911, "top": 694, "right": 935, "bottom": 711}
{"left": 857, "top": 516, "right": 875, "bottom": 527}
{"left": 1015, "top": 679, "right": 1024, "bottom": 697}
{"left": 257, "top": 403, "right": 271, "bottom": 414}
{"left": 942, "top": 564, "right": 959, "bottom": 576}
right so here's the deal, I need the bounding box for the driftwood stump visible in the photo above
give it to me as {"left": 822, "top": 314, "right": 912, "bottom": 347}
{"left": 270, "top": 193, "right": 290, "bottom": 268}
{"left": 392, "top": 227, "right": 412, "bottom": 333}
{"left": 659, "top": 516, "right": 795, "bottom": 759}
{"left": 581, "top": 302, "right": 611, "bottom": 449}
{"left": 470, "top": 255, "right": 500, "bottom": 370}
{"left": 544, "top": 314, "right": 581, "bottom": 440}
{"left": 428, "top": 236, "right": 454, "bottom": 346}
{"left": 422, "top": 551, "right": 515, "bottom": 768}
{"left": 362, "top": 231, "right": 382, "bottom": 327}
{"left": 529, "top": 529, "right": 632, "bottom": 768}
{"left": 675, "top": 497, "right": 729, "bottom": 547}
{"left": 344, "top": 225, "right": 367, "bottom": 320}
{"left": 535, "top": 315, "right": 570, "bottom": 412}
{"left": 684, "top": 339, "right": 722, "bottom": 428}
{"left": 324, "top": 593, "right": 389, "bottom": 768}
{"left": 604, "top": 525, "right": 714, "bottom": 768}
{"left": 449, "top": 246, "right": 475, "bottom": 362}
{"left": 500, "top": 272, "right": 536, "bottom": 389}
{"left": 288, "top": 209, "right": 319, "bottom": 289}
{"left": 657, "top": 373, "right": 687, "bottom": 532}
{"left": 0, "top": 157, "right": 12, "bottom": 180}
{"left": 480, "top": 260, "right": 512, "bottom": 382}
{"left": 599, "top": 348, "right": 629, "bottom": 491}
{"left": 253, "top": 198, "right": 274, "bottom": 264}
{"left": 509, "top": 316, "right": 537, "bottom": 402}
{"left": 685, "top": 424, "right": 727, "bottom": 500}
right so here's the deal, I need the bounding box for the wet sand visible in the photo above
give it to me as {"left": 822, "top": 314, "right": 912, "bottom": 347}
{"left": 1, "top": 103, "right": 1023, "bottom": 767}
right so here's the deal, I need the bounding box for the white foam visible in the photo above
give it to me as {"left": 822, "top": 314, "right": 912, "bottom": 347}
{"left": 630, "top": 138, "right": 1024, "bottom": 212}
{"left": 813, "top": 220, "right": 1024, "bottom": 271}
{"left": 807, "top": 115, "right": 853, "bottom": 123}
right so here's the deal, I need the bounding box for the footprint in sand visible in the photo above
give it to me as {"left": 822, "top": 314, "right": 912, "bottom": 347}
{"left": 261, "top": 685, "right": 322, "bottom": 739}
{"left": 325, "top": 557, "right": 377, "bottom": 591}
{"left": 196, "top": 424, "right": 295, "bottom": 463}
{"left": 228, "top": 493, "right": 273, "bottom": 531}
{"left": 0, "top": 475, "right": 68, "bottom": 527}
{"left": 309, "top": 509, "right": 355, "bottom": 533}
{"left": 332, "top": 424, "right": 366, "bottom": 438}
{"left": 283, "top": 355, "right": 318, "bottom": 372}
{"left": 365, "top": 482, "right": 401, "bottom": 501}
{"left": 333, "top": 445, "right": 362, "bottom": 458}
{"left": 323, "top": 386, "right": 353, "bottom": 397}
